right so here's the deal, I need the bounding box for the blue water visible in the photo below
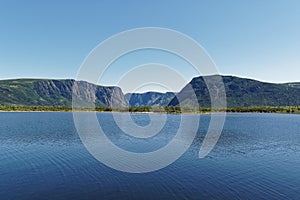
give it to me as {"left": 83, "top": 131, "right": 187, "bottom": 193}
{"left": 0, "top": 112, "right": 300, "bottom": 199}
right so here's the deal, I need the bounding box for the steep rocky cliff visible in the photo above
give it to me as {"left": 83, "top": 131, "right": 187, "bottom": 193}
{"left": 0, "top": 79, "right": 127, "bottom": 107}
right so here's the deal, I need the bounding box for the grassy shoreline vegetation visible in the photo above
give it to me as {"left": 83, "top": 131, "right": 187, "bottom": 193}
{"left": 0, "top": 105, "right": 300, "bottom": 114}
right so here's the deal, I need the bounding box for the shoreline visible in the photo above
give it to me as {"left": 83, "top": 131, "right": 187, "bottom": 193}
{"left": 1, "top": 109, "right": 299, "bottom": 115}
{"left": 1, "top": 106, "right": 300, "bottom": 114}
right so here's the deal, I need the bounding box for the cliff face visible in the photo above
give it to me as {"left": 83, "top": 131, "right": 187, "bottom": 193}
{"left": 0, "top": 79, "right": 127, "bottom": 107}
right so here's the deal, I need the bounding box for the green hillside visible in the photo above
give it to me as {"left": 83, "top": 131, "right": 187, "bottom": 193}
{"left": 169, "top": 75, "right": 300, "bottom": 108}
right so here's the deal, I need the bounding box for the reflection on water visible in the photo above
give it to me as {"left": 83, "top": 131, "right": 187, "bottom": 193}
{"left": 0, "top": 112, "right": 300, "bottom": 199}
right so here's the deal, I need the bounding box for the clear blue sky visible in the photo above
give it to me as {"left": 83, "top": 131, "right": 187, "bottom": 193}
{"left": 0, "top": 0, "right": 300, "bottom": 92}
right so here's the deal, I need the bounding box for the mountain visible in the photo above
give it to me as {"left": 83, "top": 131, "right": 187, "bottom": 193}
{"left": 168, "top": 75, "right": 300, "bottom": 108}
{"left": 125, "top": 92, "right": 175, "bottom": 106}
{"left": 0, "top": 79, "right": 127, "bottom": 107}
{"left": 1, "top": 76, "right": 300, "bottom": 108}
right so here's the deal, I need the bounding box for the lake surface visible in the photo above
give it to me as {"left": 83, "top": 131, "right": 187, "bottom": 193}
{"left": 0, "top": 112, "right": 300, "bottom": 199}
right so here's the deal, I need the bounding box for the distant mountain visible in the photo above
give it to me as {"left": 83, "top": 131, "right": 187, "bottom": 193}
{"left": 1, "top": 76, "right": 300, "bottom": 108}
{"left": 125, "top": 92, "right": 175, "bottom": 106}
{"left": 0, "top": 79, "right": 127, "bottom": 107}
{"left": 169, "top": 75, "right": 300, "bottom": 107}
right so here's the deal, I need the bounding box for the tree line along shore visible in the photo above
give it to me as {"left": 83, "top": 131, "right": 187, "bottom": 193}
{"left": 0, "top": 105, "right": 300, "bottom": 114}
